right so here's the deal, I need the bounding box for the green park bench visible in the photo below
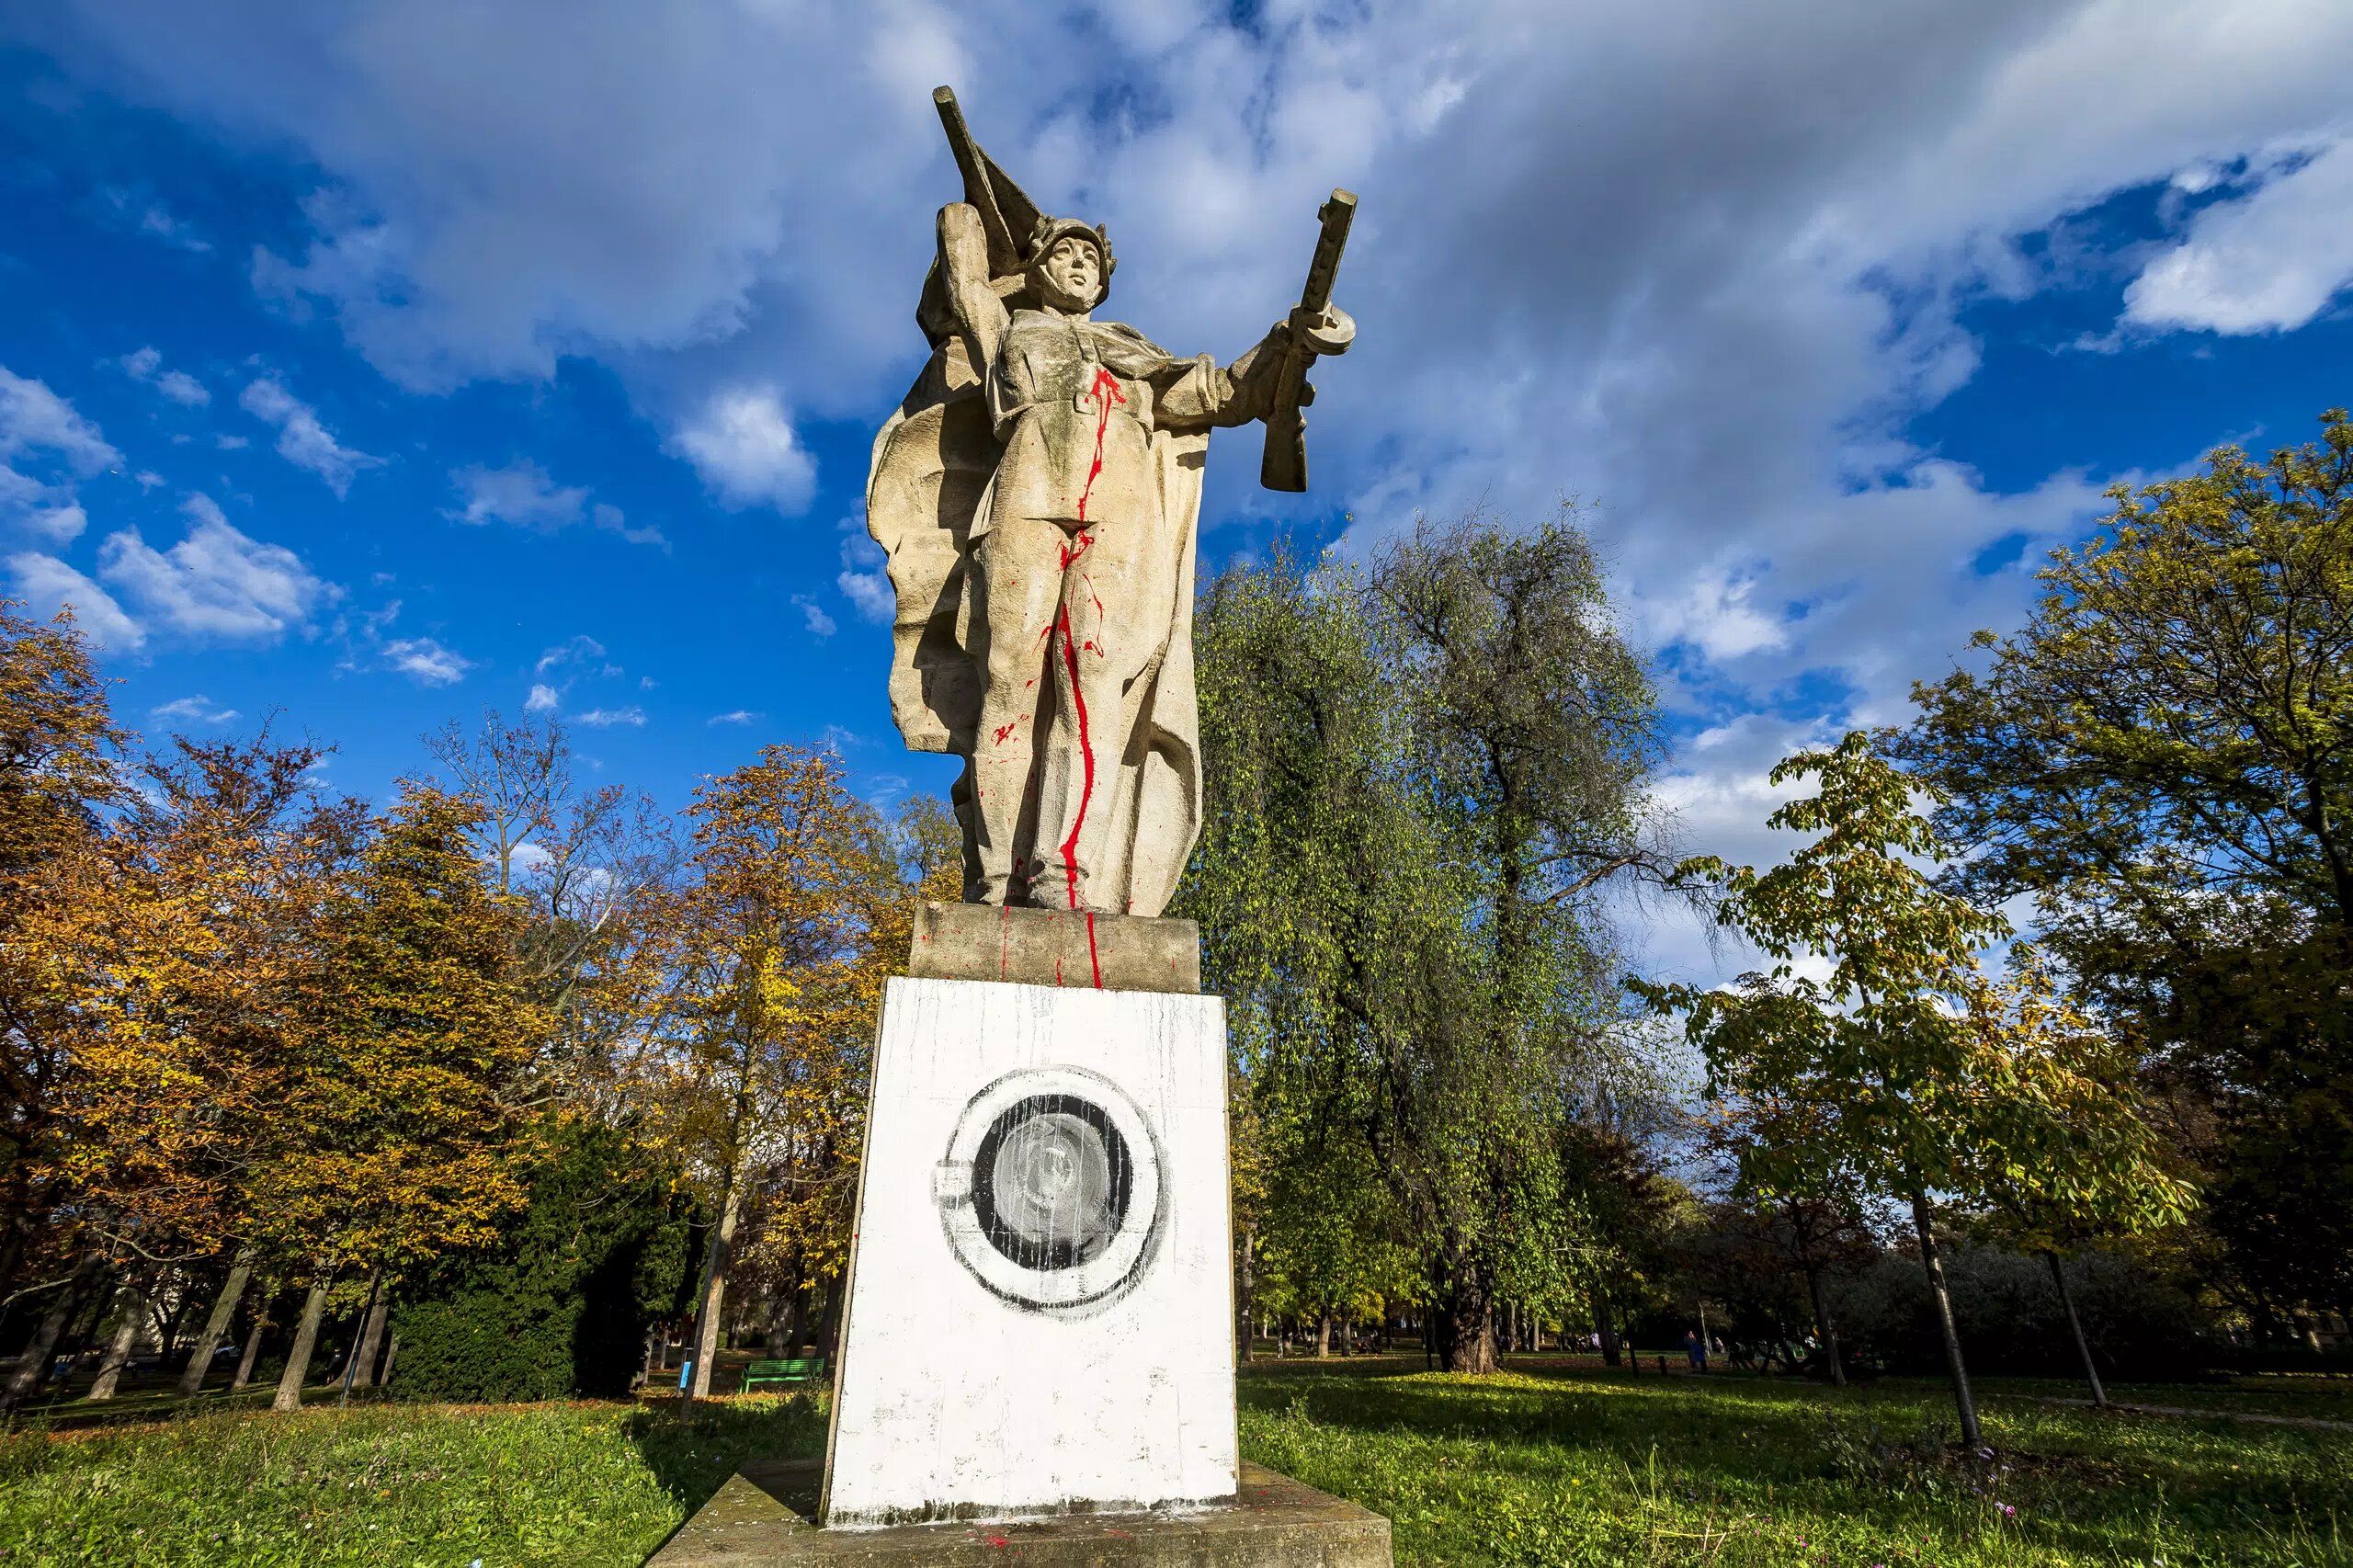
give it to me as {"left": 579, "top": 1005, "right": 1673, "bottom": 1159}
{"left": 742, "top": 1357, "right": 827, "bottom": 1392}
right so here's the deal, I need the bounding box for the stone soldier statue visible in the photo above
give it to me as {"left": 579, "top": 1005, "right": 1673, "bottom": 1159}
{"left": 868, "top": 89, "right": 1354, "bottom": 915}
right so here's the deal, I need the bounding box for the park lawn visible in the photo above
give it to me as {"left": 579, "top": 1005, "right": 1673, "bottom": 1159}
{"left": 0, "top": 1394, "right": 825, "bottom": 1567}
{"left": 0, "top": 1362, "right": 2343, "bottom": 1565}
{"left": 1242, "top": 1358, "right": 2353, "bottom": 1565}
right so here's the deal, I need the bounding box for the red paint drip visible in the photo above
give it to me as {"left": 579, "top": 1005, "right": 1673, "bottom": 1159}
{"left": 1075, "top": 367, "right": 1126, "bottom": 525}
{"left": 1053, "top": 606, "right": 1103, "bottom": 990}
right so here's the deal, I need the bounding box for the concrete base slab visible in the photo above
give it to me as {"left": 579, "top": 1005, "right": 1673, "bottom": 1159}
{"left": 647, "top": 1459, "right": 1393, "bottom": 1566}
{"left": 907, "top": 902, "right": 1199, "bottom": 994}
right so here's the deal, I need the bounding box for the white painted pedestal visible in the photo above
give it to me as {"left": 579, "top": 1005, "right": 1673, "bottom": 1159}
{"left": 819, "top": 976, "right": 1237, "bottom": 1528}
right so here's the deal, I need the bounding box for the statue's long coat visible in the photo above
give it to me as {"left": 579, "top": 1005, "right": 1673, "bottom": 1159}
{"left": 866, "top": 330, "right": 1204, "bottom": 916}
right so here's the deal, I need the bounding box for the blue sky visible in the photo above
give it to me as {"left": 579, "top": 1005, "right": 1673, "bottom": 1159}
{"left": 5, "top": 3, "right": 2350, "bottom": 980}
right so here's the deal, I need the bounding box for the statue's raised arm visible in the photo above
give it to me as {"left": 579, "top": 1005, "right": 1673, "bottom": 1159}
{"left": 865, "top": 87, "right": 1358, "bottom": 918}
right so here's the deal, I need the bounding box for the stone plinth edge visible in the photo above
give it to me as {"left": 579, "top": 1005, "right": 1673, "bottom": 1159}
{"left": 907, "top": 901, "right": 1200, "bottom": 994}
{"left": 646, "top": 1459, "right": 1393, "bottom": 1566}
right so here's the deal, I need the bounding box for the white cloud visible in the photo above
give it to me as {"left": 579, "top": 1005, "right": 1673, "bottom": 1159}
{"left": 836, "top": 528, "right": 892, "bottom": 621}
{"left": 2123, "top": 136, "right": 2353, "bottom": 335}
{"left": 791, "top": 593, "right": 835, "bottom": 638}
{"left": 575, "top": 705, "right": 645, "bottom": 728}
{"left": 707, "top": 709, "right": 758, "bottom": 725}
{"left": 381, "top": 634, "right": 470, "bottom": 686}
{"left": 525, "top": 682, "right": 559, "bottom": 712}
{"left": 6, "top": 551, "right": 142, "bottom": 650}
{"left": 450, "top": 459, "right": 586, "bottom": 528}
{"left": 95, "top": 187, "right": 210, "bottom": 253}
{"left": 238, "top": 377, "right": 381, "bottom": 495}
{"left": 447, "top": 460, "right": 665, "bottom": 546}
{"left": 670, "top": 386, "right": 814, "bottom": 514}
{"left": 97, "top": 494, "right": 337, "bottom": 641}
{"left": 534, "top": 633, "right": 610, "bottom": 676}
{"left": 118, "top": 347, "right": 210, "bottom": 406}
{"left": 21, "top": 504, "right": 88, "bottom": 545}
{"left": 151, "top": 693, "right": 239, "bottom": 724}
{"left": 0, "top": 366, "right": 121, "bottom": 473}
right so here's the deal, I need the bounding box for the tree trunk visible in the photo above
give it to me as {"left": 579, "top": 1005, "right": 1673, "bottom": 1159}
{"left": 349, "top": 1280, "right": 391, "bottom": 1389}
{"left": 338, "top": 1268, "right": 383, "bottom": 1404}
{"left": 1911, "top": 1190, "right": 1982, "bottom": 1449}
{"left": 2046, "top": 1249, "right": 2107, "bottom": 1408}
{"left": 272, "top": 1278, "right": 331, "bottom": 1413}
{"left": 1235, "top": 1227, "right": 1256, "bottom": 1365}
{"left": 1316, "top": 1307, "right": 1331, "bottom": 1358}
{"left": 1804, "top": 1264, "right": 1847, "bottom": 1388}
{"left": 1436, "top": 1241, "right": 1497, "bottom": 1373}
{"left": 232, "top": 1289, "right": 272, "bottom": 1390}
{"left": 1595, "top": 1292, "right": 1621, "bottom": 1368}
{"left": 813, "top": 1269, "right": 846, "bottom": 1366}
{"left": 85, "top": 1279, "right": 147, "bottom": 1401}
{"left": 681, "top": 1164, "right": 745, "bottom": 1405}
{"left": 1, "top": 1251, "right": 108, "bottom": 1412}
{"left": 379, "top": 1335, "right": 401, "bottom": 1387}
{"left": 176, "top": 1249, "right": 255, "bottom": 1397}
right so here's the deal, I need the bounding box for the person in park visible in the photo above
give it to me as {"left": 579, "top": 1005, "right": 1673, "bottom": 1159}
{"left": 1683, "top": 1329, "right": 1708, "bottom": 1373}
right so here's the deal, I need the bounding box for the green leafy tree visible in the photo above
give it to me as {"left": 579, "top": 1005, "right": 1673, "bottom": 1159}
{"left": 1895, "top": 409, "right": 2353, "bottom": 1335}
{"left": 1642, "top": 733, "right": 2037, "bottom": 1447}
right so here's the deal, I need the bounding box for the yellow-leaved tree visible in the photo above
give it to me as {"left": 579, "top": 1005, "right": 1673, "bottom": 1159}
{"left": 248, "top": 784, "right": 548, "bottom": 1410}
{"left": 655, "top": 745, "right": 910, "bottom": 1403}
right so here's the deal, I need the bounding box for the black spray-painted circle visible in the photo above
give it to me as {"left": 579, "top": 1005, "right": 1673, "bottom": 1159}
{"left": 938, "top": 1064, "right": 1164, "bottom": 1314}
{"left": 970, "top": 1094, "right": 1133, "bottom": 1271}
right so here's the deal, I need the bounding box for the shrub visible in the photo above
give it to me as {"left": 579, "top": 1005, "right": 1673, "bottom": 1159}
{"left": 387, "top": 1120, "right": 699, "bottom": 1402}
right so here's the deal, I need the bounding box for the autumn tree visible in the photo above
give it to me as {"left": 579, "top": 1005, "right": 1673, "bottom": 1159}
{"left": 246, "top": 785, "right": 545, "bottom": 1409}
{"left": 426, "top": 710, "right": 675, "bottom": 1112}
{"left": 1895, "top": 409, "right": 2353, "bottom": 1337}
{"left": 56, "top": 732, "right": 364, "bottom": 1398}
{"left": 655, "top": 746, "right": 902, "bottom": 1403}
{"left": 0, "top": 605, "right": 131, "bottom": 1411}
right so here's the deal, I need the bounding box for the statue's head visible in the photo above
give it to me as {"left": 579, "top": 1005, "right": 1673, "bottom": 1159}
{"left": 1026, "top": 216, "right": 1113, "bottom": 313}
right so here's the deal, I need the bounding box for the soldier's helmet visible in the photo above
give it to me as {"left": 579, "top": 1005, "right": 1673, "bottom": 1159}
{"left": 1027, "top": 216, "right": 1116, "bottom": 301}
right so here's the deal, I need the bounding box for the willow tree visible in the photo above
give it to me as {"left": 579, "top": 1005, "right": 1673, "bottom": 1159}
{"left": 1370, "top": 509, "right": 1674, "bottom": 1370}
{"left": 1184, "top": 517, "right": 1663, "bottom": 1372}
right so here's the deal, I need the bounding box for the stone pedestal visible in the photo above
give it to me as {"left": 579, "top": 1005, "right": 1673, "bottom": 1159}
{"left": 821, "top": 973, "right": 1234, "bottom": 1527}
{"left": 649, "top": 1460, "right": 1393, "bottom": 1566}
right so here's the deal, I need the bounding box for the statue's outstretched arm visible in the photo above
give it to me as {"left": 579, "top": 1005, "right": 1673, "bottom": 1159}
{"left": 1153, "top": 321, "right": 1294, "bottom": 431}
{"left": 938, "top": 202, "right": 1009, "bottom": 374}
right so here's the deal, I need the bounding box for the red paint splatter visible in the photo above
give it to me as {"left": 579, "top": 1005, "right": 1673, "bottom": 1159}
{"left": 1085, "top": 909, "right": 1102, "bottom": 989}
{"left": 1075, "top": 367, "right": 1125, "bottom": 525}
{"left": 986, "top": 1534, "right": 1011, "bottom": 1548}
{"left": 993, "top": 719, "right": 1019, "bottom": 745}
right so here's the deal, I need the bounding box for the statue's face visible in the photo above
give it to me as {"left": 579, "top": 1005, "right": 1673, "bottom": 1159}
{"left": 1033, "top": 235, "right": 1104, "bottom": 312}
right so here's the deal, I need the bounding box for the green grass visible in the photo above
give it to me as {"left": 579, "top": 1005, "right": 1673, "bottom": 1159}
{"left": 0, "top": 1362, "right": 2346, "bottom": 1565}
{"left": 1241, "top": 1358, "right": 2353, "bottom": 1565}
{"left": 0, "top": 1395, "right": 825, "bottom": 1566}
